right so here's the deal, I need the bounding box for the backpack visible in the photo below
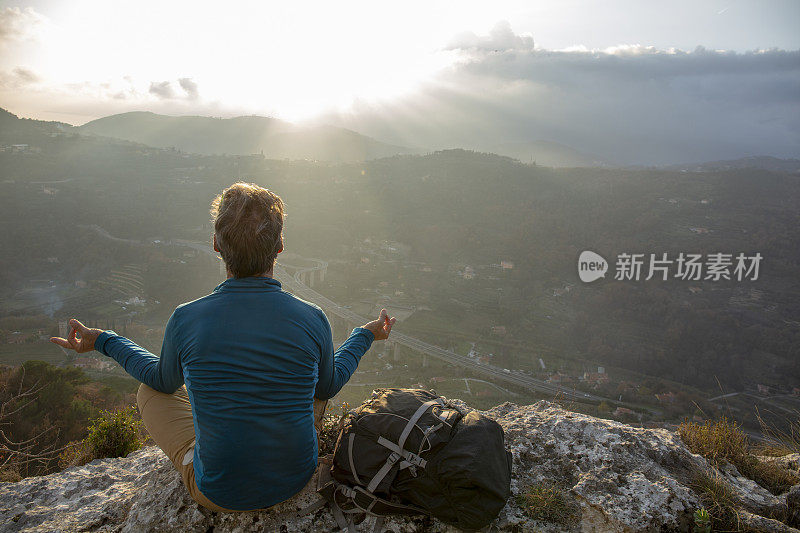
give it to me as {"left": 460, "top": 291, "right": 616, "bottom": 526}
{"left": 317, "top": 388, "right": 512, "bottom": 531}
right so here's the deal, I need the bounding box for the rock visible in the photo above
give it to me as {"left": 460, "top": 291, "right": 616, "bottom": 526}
{"left": 737, "top": 509, "right": 800, "bottom": 533}
{"left": 0, "top": 400, "right": 794, "bottom": 532}
{"left": 759, "top": 454, "right": 800, "bottom": 475}
{"left": 718, "top": 461, "right": 788, "bottom": 518}
{"left": 787, "top": 484, "right": 800, "bottom": 527}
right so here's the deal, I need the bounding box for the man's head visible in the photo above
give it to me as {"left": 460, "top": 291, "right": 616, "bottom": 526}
{"left": 211, "top": 182, "right": 285, "bottom": 278}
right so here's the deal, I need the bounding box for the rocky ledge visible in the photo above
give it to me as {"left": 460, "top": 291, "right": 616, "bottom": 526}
{"left": 1, "top": 400, "right": 798, "bottom": 532}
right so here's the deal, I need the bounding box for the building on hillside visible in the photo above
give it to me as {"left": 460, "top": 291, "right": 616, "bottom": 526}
{"left": 547, "top": 372, "right": 574, "bottom": 384}
{"left": 613, "top": 407, "right": 636, "bottom": 418}
{"left": 491, "top": 325, "right": 506, "bottom": 336}
{"left": 583, "top": 372, "right": 609, "bottom": 385}
{"left": 654, "top": 392, "right": 678, "bottom": 404}
{"left": 757, "top": 384, "right": 770, "bottom": 395}
{"left": 73, "top": 357, "right": 114, "bottom": 371}
{"left": 6, "top": 332, "right": 33, "bottom": 344}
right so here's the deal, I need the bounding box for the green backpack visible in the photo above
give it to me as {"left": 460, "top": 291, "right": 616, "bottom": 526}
{"left": 318, "top": 388, "right": 512, "bottom": 531}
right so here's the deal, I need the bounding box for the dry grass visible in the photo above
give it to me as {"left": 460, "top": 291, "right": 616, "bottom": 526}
{"left": 679, "top": 416, "right": 800, "bottom": 495}
{"left": 754, "top": 408, "right": 800, "bottom": 457}
{"left": 690, "top": 468, "right": 743, "bottom": 532}
{"left": 318, "top": 401, "right": 350, "bottom": 456}
{"left": 515, "top": 481, "right": 576, "bottom": 524}
{"left": 678, "top": 416, "right": 749, "bottom": 463}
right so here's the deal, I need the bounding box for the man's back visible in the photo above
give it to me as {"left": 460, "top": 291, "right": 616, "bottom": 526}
{"left": 180, "top": 276, "right": 329, "bottom": 509}
{"left": 96, "top": 275, "right": 374, "bottom": 510}
{"left": 52, "top": 183, "right": 395, "bottom": 513}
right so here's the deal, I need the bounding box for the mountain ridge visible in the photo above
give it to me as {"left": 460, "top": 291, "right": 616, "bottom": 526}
{"left": 77, "top": 110, "right": 418, "bottom": 162}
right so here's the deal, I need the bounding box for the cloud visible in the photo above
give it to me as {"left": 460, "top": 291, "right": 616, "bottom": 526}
{"left": 149, "top": 80, "right": 175, "bottom": 99}
{"left": 178, "top": 77, "right": 198, "bottom": 99}
{"left": 148, "top": 78, "right": 199, "bottom": 100}
{"left": 12, "top": 66, "right": 39, "bottom": 84}
{"left": 321, "top": 25, "right": 800, "bottom": 165}
{"left": 446, "top": 20, "right": 534, "bottom": 52}
{"left": 0, "top": 66, "right": 41, "bottom": 89}
{"left": 0, "top": 7, "right": 46, "bottom": 45}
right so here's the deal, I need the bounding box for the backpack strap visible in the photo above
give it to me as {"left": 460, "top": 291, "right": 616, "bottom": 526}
{"left": 349, "top": 485, "right": 425, "bottom": 516}
{"left": 365, "top": 399, "right": 442, "bottom": 492}
{"left": 348, "top": 433, "right": 365, "bottom": 486}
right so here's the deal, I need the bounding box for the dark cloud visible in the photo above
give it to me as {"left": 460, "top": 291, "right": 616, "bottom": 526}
{"left": 178, "top": 77, "right": 198, "bottom": 99}
{"left": 149, "top": 80, "right": 175, "bottom": 99}
{"left": 321, "top": 26, "right": 800, "bottom": 165}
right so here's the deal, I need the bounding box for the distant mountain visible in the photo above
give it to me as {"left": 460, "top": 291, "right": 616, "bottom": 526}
{"left": 78, "top": 112, "right": 417, "bottom": 161}
{"left": 664, "top": 156, "right": 800, "bottom": 174}
{"left": 0, "top": 108, "right": 72, "bottom": 140}
{"left": 485, "top": 140, "right": 616, "bottom": 168}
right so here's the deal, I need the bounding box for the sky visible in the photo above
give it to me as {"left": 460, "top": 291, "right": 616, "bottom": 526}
{"left": 1, "top": 0, "right": 799, "bottom": 164}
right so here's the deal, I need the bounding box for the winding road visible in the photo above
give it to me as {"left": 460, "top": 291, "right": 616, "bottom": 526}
{"left": 82, "top": 225, "right": 609, "bottom": 404}
{"left": 279, "top": 258, "right": 608, "bottom": 404}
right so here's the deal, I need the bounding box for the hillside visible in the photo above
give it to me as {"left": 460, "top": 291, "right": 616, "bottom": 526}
{"left": 77, "top": 111, "right": 417, "bottom": 161}
{"left": 663, "top": 156, "right": 800, "bottom": 174}
{"left": 2, "top": 133, "right": 799, "bottom": 434}
{"left": 1, "top": 399, "right": 797, "bottom": 532}
{"left": 0, "top": 108, "right": 72, "bottom": 142}
{"left": 487, "top": 140, "right": 616, "bottom": 168}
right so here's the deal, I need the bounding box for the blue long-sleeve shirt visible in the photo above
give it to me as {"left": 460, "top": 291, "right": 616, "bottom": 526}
{"left": 93, "top": 275, "right": 374, "bottom": 510}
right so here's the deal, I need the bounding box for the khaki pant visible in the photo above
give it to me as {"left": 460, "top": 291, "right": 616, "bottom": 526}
{"left": 136, "top": 383, "right": 328, "bottom": 513}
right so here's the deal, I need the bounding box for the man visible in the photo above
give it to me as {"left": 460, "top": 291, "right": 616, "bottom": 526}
{"left": 51, "top": 182, "right": 396, "bottom": 512}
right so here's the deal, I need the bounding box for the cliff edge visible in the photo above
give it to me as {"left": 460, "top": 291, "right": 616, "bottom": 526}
{"left": 1, "top": 400, "right": 798, "bottom": 532}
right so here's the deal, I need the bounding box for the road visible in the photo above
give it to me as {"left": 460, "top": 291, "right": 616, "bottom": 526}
{"left": 708, "top": 391, "right": 800, "bottom": 415}
{"left": 279, "top": 258, "right": 609, "bottom": 404}
{"left": 82, "top": 226, "right": 610, "bottom": 405}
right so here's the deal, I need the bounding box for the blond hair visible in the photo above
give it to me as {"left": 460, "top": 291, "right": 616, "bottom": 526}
{"left": 211, "top": 182, "right": 285, "bottom": 278}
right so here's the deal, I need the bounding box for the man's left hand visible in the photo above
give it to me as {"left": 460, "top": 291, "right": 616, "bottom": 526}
{"left": 362, "top": 308, "right": 396, "bottom": 341}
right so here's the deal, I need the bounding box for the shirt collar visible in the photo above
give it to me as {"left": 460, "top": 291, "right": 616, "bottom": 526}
{"left": 213, "top": 276, "right": 282, "bottom": 293}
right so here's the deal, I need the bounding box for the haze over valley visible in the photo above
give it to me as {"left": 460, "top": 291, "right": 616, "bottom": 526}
{"left": 2, "top": 1, "right": 799, "bottom": 489}
{"left": 2, "top": 106, "right": 799, "bottom": 439}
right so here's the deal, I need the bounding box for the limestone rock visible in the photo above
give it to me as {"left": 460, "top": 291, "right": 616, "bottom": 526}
{"left": 0, "top": 400, "right": 794, "bottom": 532}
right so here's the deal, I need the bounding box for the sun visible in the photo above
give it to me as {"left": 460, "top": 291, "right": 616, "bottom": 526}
{"left": 13, "top": 0, "right": 461, "bottom": 122}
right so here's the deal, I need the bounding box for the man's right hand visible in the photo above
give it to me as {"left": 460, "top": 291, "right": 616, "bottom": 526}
{"left": 50, "top": 319, "right": 103, "bottom": 353}
{"left": 362, "top": 308, "right": 396, "bottom": 341}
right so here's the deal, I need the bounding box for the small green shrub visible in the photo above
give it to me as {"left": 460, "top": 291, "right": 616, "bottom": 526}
{"left": 515, "top": 481, "right": 575, "bottom": 523}
{"left": 58, "top": 440, "right": 97, "bottom": 469}
{"left": 690, "top": 468, "right": 742, "bottom": 532}
{"left": 693, "top": 507, "right": 711, "bottom": 533}
{"left": 85, "top": 406, "right": 143, "bottom": 459}
{"left": 0, "top": 467, "right": 22, "bottom": 482}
